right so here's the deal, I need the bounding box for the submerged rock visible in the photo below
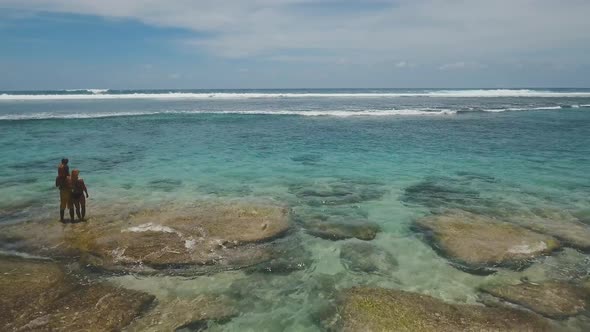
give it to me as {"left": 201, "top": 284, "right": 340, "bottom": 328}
{"left": 0, "top": 256, "right": 69, "bottom": 328}
{"left": 0, "top": 255, "right": 154, "bottom": 331}
{"left": 305, "top": 217, "right": 380, "bottom": 241}
{"left": 401, "top": 175, "right": 517, "bottom": 216}
{"left": 195, "top": 183, "right": 253, "bottom": 197}
{"left": 245, "top": 238, "right": 312, "bottom": 274}
{"left": 400, "top": 173, "right": 503, "bottom": 211}
{"left": 291, "top": 153, "right": 322, "bottom": 165}
{"left": 293, "top": 206, "right": 379, "bottom": 241}
{"left": 333, "top": 287, "right": 550, "bottom": 331}
{"left": 147, "top": 179, "right": 183, "bottom": 192}
{"left": 480, "top": 281, "right": 590, "bottom": 319}
{"left": 521, "top": 248, "right": 590, "bottom": 282}
{"left": 0, "top": 201, "right": 290, "bottom": 274}
{"left": 402, "top": 180, "right": 481, "bottom": 208}
{"left": 507, "top": 210, "right": 590, "bottom": 251}
{"left": 292, "top": 205, "right": 369, "bottom": 223}
{"left": 125, "top": 295, "right": 238, "bottom": 332}
{"left": 454, "top": 171, "right": 498, "bottom": 183}
{"left": 289, "top": 178, "right": 386, "bottom": 206}
{"left": 413, "top": 210, "right": 561, "bottom": 274}
{"left": 573, "top": 208, "right": 590, "bottom": 225}
{"left": 339, "top": 242, "right": 397, "bottom": 274}
{"left": 39, "top": 283, "right": 155, "bottom": 332}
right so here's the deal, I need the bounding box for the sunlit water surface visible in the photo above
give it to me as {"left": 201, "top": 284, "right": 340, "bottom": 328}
{"left": 1, "top": 89, "right": 590, "bottom": 330}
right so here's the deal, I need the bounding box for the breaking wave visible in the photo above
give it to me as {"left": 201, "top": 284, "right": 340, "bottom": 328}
{"left": 64, "top": 89, "right": 109, "bottom": 94}
{"left": 480, "top": 106, "right": 566, "bottom": 113}
{"left": 1, "top": 104, "right": 586, "bottom": 121}
{"left": 0, "top": 109, "right": 457, "bottom": 120}
{"left": 2, "top": 89, "right": 590, "bottom": 100}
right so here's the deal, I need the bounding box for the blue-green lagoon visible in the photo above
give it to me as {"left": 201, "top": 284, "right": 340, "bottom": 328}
{"left": 1, "top": 89, "right": 590, "bottom": 331}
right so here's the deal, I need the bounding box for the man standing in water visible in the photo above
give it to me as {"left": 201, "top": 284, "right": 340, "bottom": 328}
{"left": 70, "top": 169, "right": 89, "bottom": 221}
{"left": 56, "top": 158, "right": 74, "bottom": 222}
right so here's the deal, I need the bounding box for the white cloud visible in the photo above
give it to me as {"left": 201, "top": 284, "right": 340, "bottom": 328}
{"left": 267, "top": 54, "right": 351, "bottom": 64}
{"left": 1, "top": 0, "right": 590, "bottom": 66}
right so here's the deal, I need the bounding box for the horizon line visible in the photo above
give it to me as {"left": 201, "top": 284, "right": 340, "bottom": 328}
{"left": 2, "top": 87, "right": 590, "bottom": 92}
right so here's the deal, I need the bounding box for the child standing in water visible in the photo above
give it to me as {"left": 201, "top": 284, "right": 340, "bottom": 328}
{"left": 70, "top": 169, "right": 89, "bottom": 221}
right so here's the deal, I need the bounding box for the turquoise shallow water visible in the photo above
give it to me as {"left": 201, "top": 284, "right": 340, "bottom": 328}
{"left": 1, "top": 89, "right": 590, "bottom": 330}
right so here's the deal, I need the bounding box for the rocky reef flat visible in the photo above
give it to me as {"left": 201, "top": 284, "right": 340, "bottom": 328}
{"left": 124, "top": 295, "right": 238, "bottom": 332}
{"left": 331, "top": 287, "right": 551, "bottom": 331}
{"left": 1, "top": 189, "right": 589, "bottom": 331}
{"left": 506, "top": 209, "right": 590, "bottom": 251}
{"left": 412, "top": 210, "right": 561, "bottom": 274}
{"left": 0, "top": 200, "right": 292, "bottom": 275}
{"left": 0, "top": 255, "right": 155, "bottom": 331}
{"left": 339, "top": 241, "right": 398, "bottom": 275}
{"left": 480, "top": 281, "right": 590, "bottom": 319}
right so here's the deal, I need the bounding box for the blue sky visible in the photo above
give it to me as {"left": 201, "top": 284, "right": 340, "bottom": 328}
{"left": 1, "top": 0, "right": 590, "bottom": 89}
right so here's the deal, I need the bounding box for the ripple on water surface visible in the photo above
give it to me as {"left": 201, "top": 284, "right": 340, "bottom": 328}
{"left": 1, "top": 103, "right": 590, "bottom": 330}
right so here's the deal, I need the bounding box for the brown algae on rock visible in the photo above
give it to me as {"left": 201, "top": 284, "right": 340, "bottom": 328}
{"left": 305, "top": 219, "right": 380, "bottom": 241}
{"left": 334, "top": 287, "right": 550, "bottom": 332}
{"left": 480, "top": 281, "right": 590, "bottom": 319}
{"left": 507, "top": 209, "right": 590, "bottom": 251}
{"left": 124, "top": 295, "right": 238, "bottom": 331}
{"left": 0, "top": 201, "right": 291, "bottom": 273}
{"left": 0, "top": 255, "right": 154, "bottom": 331}
{"left": 293, "top": 206, "right": 379, "bottom": 241}
{"left": 289, "top": 178, "right": 387, "bottom": 206}
{"left": 339, "top": 241, "right": 397, "bottom": 274}
{"left": 413, "top": 210, "right": 561, "bottom": 274}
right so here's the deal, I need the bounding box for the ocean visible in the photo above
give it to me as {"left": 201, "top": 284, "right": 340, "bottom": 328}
{"left": 1, "top": 88, "right": 590, "bottom": 330}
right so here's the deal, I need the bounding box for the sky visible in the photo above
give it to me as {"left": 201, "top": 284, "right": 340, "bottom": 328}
{"left": 1, "top": 0, "right": 590, "bottom": 89}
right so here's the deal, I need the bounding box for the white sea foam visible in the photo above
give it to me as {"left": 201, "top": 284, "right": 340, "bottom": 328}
{"left": 508, "top": 242, "right": 548, "bottom": 254}
{"left": 1, "top": 89, "right": 590, "bottom": 101}
{"left": 64, "top": 89, "right": 108, "bottom": 94}
{"left": 184, "top": 239, "right": 197, "bottom": 250}
{"left": 480, "top": 105, "right": 569, "bottom": 112}
{"left": 513, "top": 106, "right": 562, "bottom": 111}
{"left": 203, "top": 109, "right": 457, "bottom": 117}
{"left": 0, "top": 249, "right": 51, "bottom": 260}
{"left": 0, "top": 104, "right": 585, "bottom": 121}
{"left": 0, "top": 108, "right": 457, "bottom": 120}
{"left": 0, "top": 105, "right": 590, "bottom": 121}
{"left": 0, "top": 111, "right": 159, "bottom": 120}
{"left": 124, "top": 223, "right": 178, "bottom": 234}
{"left": 480, "top": 109, "right": 506, "bottom": 113}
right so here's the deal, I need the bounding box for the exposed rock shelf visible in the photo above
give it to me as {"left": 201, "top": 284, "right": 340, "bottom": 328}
{"left": 0, "top": 256, "right": 154, "bottom": 331}
{"left": 0, "top": 201, "right": 291, "bottom": 274}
